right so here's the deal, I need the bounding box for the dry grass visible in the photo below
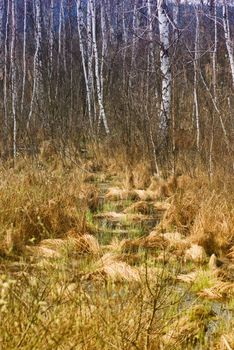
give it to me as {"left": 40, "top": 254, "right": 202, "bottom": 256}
{"left": 123, "top": 200, "right": 155, "bottom": 215}
{"left": 148, "top": 174, "right": 177, "bottom": 197}
{"left": 0, "top": 154, "right": 233, "bottom": 349}
{"left": 227, "top": 246, "right": 234, "bottom": 261}
{"left": 198, "top": 281, "right": 234, "bottom": 300}
{"left": 177, "top": 271, "right": 199, "bottom": 283}
{"left": 25, "top": 234, "right": 100, "bottom": 259}
{"left": 156, "top": 189, "right": 200, "bottom": 234}
{"left": 162, "top": 304, "right": 214, "bottom": 348}
{"left": 132, "top": 160, "right": 152, "bottom": 188}
{"left": 121, "top": 232, "right": 167, "bottom": 253}
{"left": 220, "top": 334, "right": 234, "bottom": 350}
{"left": 105, "top": 173, "right": 178, "bottom": 203}
{"left": 95, "top": 211, "right": 152, "bottom": 226}
{"left": 82, "top": 253, "right": 141, "bottom": 283}
{"left": 190, "top": 196, "right": 234, "bottom": 255}
{"left": 105, "top": 187, "right": 140, "bottom": 201}
{"left": 155, "top": 173, "right": 234, "bottom": 258}
{"left": 0, "top": 159, "right": 96, "bottom": 256}
{"left": 184, "top": 244, "right": 207, "bottom": 263}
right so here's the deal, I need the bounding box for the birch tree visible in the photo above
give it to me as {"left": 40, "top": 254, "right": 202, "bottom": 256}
{"left": 146, "top": 0, "right": 159, "bottom": 173}
{"left": 77, "top": 0, "right": 92, "bottom": 127}
{"left": 212, "top": 0, "right": 218, "bottom": 102}
{"left": 48, "top": 0, "right": 54, "bottom": 103}
{"left": 0, "top": 0, "right": 4, "bottom": 80}
{"left": 87, "top": 0, "right": 95, "bottom": 121}
{"left": 193, "top": 6, "right": 200, "bottom": 151}
{"left": 55, "top": 0, "right": 63, "bottom": 97}
{"left": 10, "top": 0, "right": 17, "bottom": 158}
{"left": 89, "top": 0, "right": 109, "bottom": 134}
{"left": 122, "top": 0, "right": 128, "bottom": 89}
{"left": 0, "top": 0, "right": 4, "bottom": 153}
{"left": 28, "top": 0, "right": 43, "bottom": 127}
{"left": 100, "top": 2, "right": 107, "bottom": 100}
{"left": 49, "top": 0, "right": 54, "bottom": 77}
{"left": 3, "top": 0, "right": 10, "bottom": 154}
{"left": 129, "top": 0, "right": 139, "bottom": 93}
{"left": 21, "top": 0, "right": 27, "bottom": 112}
{"left": 62, "top": 0, "right": 67, "bottom": 74}
{"left": 173, "top": 0, "right": 180, "bottom": 40}
{"left": 158, "top": 0, "right": 171, "bottom": 147}
{"left": 222, "top": 0, "right": 234, "bottom": 89}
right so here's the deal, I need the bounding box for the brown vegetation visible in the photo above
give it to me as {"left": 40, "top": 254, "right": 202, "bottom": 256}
{"left": 0, "top": 154, "right": 233, "bottom": 350}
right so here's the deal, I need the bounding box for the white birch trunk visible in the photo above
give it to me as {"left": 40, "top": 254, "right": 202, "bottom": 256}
{"left": 10, "top": 0, "right": 17, "bottom": 158}
{"left": 158, "top": 0, "right": 171, "bottom": 143}
{"left": 129, "top": 0, "right": 138, "bottom": 92}
{"left": 122, "top": 0, "right": 127, "bottom": 89}
{"left": 77, "top": 0, "right": 92, "bottom": 127}
{"left": 27, "top": 0, "right": 43, "bottom": 127}
{"left": 146, "top": 0, "right": 159, "bottom": 173}
{"left": 21, "top": 0, "right": 27, "bottom": 113}
{"left": 212, "top": 0, "right": 217, "bottom": 102}
{"left": 173, "top": 0, "right": 180, "bottom": 40}
{"left": 62, "top": 1, "right": 67, "bottom": 74}
{"left": 0, "top": 0, "right": 4, "bottom": 153}
{"left": 89, "top": 0, "right": 109, "bottom": 134}
{"left": 209, "top": 0, "right": 217, "bottom": 178}
{"left": 147, "top": 0, "right": 154, "bottom": 67}
{"left": 100, "top": 2, "right": 107, "bottom": 100}
{"left": 193, "top": 7, "right": 200, "bottom": 151}
{"left": 0, "top": 0, "right": 4, "bottom": 79}
{"left": 49, "top": 0, "right": 54, "bottom": 77}
{"left": 55, "top": 0, "right": 63, "bottom": 97}
{"left": 222, "top": 0, "right": 234, "bottom": 89}
{"left": 68, "top": 10, "right": 73, "bottom": 125}
{"left": 4, "top": 0, "right": 10, "bottom": 143}
{"left": 87, "top": 0, "right": 95, "bottom": 121}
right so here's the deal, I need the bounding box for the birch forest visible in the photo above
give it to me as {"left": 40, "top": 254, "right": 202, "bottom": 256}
{"left": 0, "top": 1, "right": 234, "bottom": 349}
{"left": 0, "top": 0, "right": 233, "bottom": 168}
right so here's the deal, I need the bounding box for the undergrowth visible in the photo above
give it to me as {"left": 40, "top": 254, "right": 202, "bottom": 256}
{"left": 0, "top": 150, "right": 233, "bottom": 349}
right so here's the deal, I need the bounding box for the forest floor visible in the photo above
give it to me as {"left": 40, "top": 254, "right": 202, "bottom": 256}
{"left": 0, "top": 153, "right": 233, "bottom": 349}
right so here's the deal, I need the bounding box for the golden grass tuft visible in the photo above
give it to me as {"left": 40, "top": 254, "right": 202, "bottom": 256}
{"left": 0, "top": 160, "right": 101, "bottom": 255}
{"left": 163, "top": 231, "right": 186, "bottom": 246}
{"left": 132, "top": 160, "right": 151, "bottom": 188}
{"left": 198, "top": 281, "right": 234, "bottom": 300}
{"left": 134, "top": 189, "right": 158, "bottom": 201}
{"left": 155, "top": 173, "right": 234, "bottom": 258}
{"left": 156, "top": 190, "right": 200, "bottom": 234}
{"left": 123, "top": 201, "right": 155, "bottom": 215}
{"left": 83, "top": 253, "right": 141, "bottom": 282}
{"left": 185, "top": 244, "right": 207, "bottom": 263}
{"left": 141, "top": 232, "right": 167, "bottom": 249}
{"left": 162, "top": 304, "right": 213, "bottom": 347}
{"left": 79, "top": 183, "right": 100, "bottom": 212}
{"left": 227, "top": 246, "right": 234, "bottom": 261}
{"left": 25, "top": 234, "right": 100, "bottom": 259}
{"left": 74, "top": 234, "right": 100, "bottom": 254}
{"left": 220, "top": 334, "right": 234, "bottom": 350}
{"left": 121, "top": 232, "right": 167, "bottom": 253}
{"left": 121, "top": 237, "right": 145, "bottom": 253}
{"left": 38, "top": 140, "right": 57, "bottom": 163}
{"left": 177, "top": 271, "right": 199, "bottom": 283}
{"left": 25, "top": 245, "right": 62, "bottom": 259}
{"left": 94, "top": 211, "right": 151, "bottom": 227}
{"left": 190, "top": 196, "right": 234, "bottom": 255}
{"left": 105, "top": 187, "right": 140, "bottom": 201}
{"left": 148, "top": 174, "right": 178, "bottom": 197}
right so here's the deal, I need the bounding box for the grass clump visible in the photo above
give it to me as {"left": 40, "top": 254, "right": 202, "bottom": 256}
{"left": 162, "top": 304, "right": 214, "bottom": 349}
{"left": 0, "top": 159, "right": 95, "bottom": 255}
